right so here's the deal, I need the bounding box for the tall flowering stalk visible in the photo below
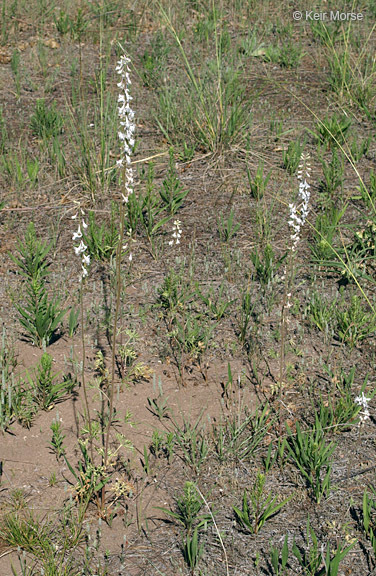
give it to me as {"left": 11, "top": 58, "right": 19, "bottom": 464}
{"left": 279, "top": 154, "right": 311, "bottom": 386}
{"left": 102, "top": 52, "right": 135, "bottom": 511}
{"left": 71, "top": 205, "right": 95, "bottom": 466}
{"left": 116, "top": 53, "right": 135, "bottom": 203}
{"left": 72, "top": 208, "right": 90, "bottom": 281}
{"left": 168, "top": 219, "right": 182, "bottom": 246}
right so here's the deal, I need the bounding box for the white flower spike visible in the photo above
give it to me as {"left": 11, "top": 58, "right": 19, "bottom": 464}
{"left": 116, "top": 52, "right": 135, "bottom": 205}
{"left": 169, "top": 220, "right": 182, "bottom": 246}
{"left": 288, "top": 154, "right": 311, "bottom": 253}
{"left": 72, "top": 208, "right": 90, "bottom": 282}
{"left": 355, "top": 391, "right": 371, "bottom": 424}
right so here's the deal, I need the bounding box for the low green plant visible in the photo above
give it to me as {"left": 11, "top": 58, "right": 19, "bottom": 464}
{"left": 319, "top": 149, "right": 344, "bottom": 200}
{"left": 1, "top": 151, "right": 26, "bottom": 188}
{"left": 350, "top": 220, "right": 376, "bottom": 263}
{"left": 149, "top": 429, "right": 165, "bottom": 459}
{"left": 269, "top": 534, "right": 289, "bottom": 575}
{"left": 158, "top": 6, "right": 252, "bottom": 153}
{"left": 233, "top": 472, "right": 291, "bottom": 534}
{"left": 182, "top": 527, "right": 205, "bottom": 572}
{"left": 0, "top": 511, "right": 54, "bottom": 556}
{"left": 149, "top": 429, "right": 174, "bottom": 463}
{"left": 251, "top": 243, "right": 286, "bottom": 287}
{"left": 198, "top": 281, "right": 235, "bottom": 320}
{"left": 54, "top": 9, "right": 71, "bottom": 35}
{"left": 264, "top": 42, "right": 303, "bottom": 68}
{"left": 310, "top": 204, "right": 346, "bottom": 263}
{"left": 217, "top": 208, "right": 240, "bottom": 243}
{"left": 317, "top": 366, "right": 372, "bottom": 433}
{"left": 50, "top": 135, "right": 67, "bottom": 178}
{"left": 15, "top": 276, "right": 66, "bottom": 347}
{"left": 335, "top": 292, "right": 376, "bottom": 348}
{"left": 286, "top": 416, "right": 336, "bottom": 503}
{"left": 138, "top": 162, "right": 171, "bottom": 252}
{"left": 0, "top": 503, "right": 102, "bottom": 575}
{"left": 363, "top": 485, "right": 376, "bottom": 560}
{"left": 316, "top": 392, "right": 361, "bottom": 434}
{"left": 292, "top": 516, "right": 356, "bottom": 576}
{"left": 68, "top": 305, "right": 80, "bottom": 337}
{"left": 312, "top": 113, "right": 352, "bottom": 150}
{"left": 306, "top": 290, "right": 336, "bottom": 337}
{"left": 171, "top": 315, "right": 212, "bottom": 365}
{"left": 83, "top": 208, "right": 119, "bottom": 261}
{"left": 147, "top": 394, "right": 170, "bottom": 420}
{"left": 156, "top": 267, "right": 193, "bottom": 321}
{"left": 10, "top": 222, "right": 51, "bottom": 281}
{"left": 0, "top": 106, "right": 7, "bottom": 153}
{"left": 321, "top": 539, "right": 357, "bottom": 576}
{"left": 64, "top": 440, "right": 109, "bottom": 508}
{"left": 320, "top": 225, "right": 376, "bottom": 283}
{"left": 11, "top": 223, "right": 66, "bottom": 347}
{"left": 0, "top": 327, "right": 19, "bottom": 430}
{"left": 278, "top": 41, "right": 304, "bottom": 68}
{"left": 357, "top": 170, "right": 376, "bottom": 210}
{"left": 349, "top": 134, "right": 371, "bottom": 163}
{"left": 326, "top": 41, "right": 375, "bottom": 113}
{"left": 238, "top": 288, "right": 256, "bottom": 345}
{"left": 247, "top": 160, "right": 271, "bottom": 199}
{"left": 294, "top": 518, "right": 325, "bottom": 574}
{"left": 50, "top": 411, "right": 66, "bottom": 459}
{"left": 214, "top": 402, "right": 274, "bottom": 463}
{"left": 22, "top": 353, "right": 75, "bottom": 410}
{"left": 237, "top": 28, "right": 265, "bottom": 57}
{"left": 11, "top": 48, "right": 21, "bottom": 97}
{"left": 178, "top": 140, "right": 195, "bottom": 162}
{"left": 310, "top": 20, "right": 342, "bottom": 45}
{"left": 70, "top": 7, "right": 88, "bottom": 41}
{"left": 171, "top": 413, "right": 209, "bottom": 473}
{"left": 140, "top": 30, "right": 169, "bottom": 88}
{"left": 117, "top": 329, "right": 152, "bottom": 383}
{"left": 262, "top": 439, "right": 281, "bottom": 474}
{"left": 26, "top": 157, "right": 39, "bottom": 186}
{"left": 283, "top": 139, "right": 305, "bottom": 174}
{"left": 159, "top": 148, "right": 189, "bottom": 215}
{"left": 30, "top": 98, "right": 64, "bottom": 140}
{"left": 0, "top": 372, "right": 21, "bottom": 432}
{"left": 157, "top": 481, "right": 211, "bottom": 536}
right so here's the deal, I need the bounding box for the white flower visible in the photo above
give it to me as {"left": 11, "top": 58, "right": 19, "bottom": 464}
{"left": 117, "top": 52, "right": 135, "bottom": 205}
{"left": 355, "top": 392, "right": 371, "bottom": 423}
{"left": 288, "top": 154, "right": 311, "bottom": 252}
{"left": 82, "top": 253, "right": 90, "bottom": 266}
{"left": 169, "top": 220, "right": 182, "bottom": 246}
{"left": 72, "top": 225, "right": 82, "bottom": 241}
{"left": 72, "top": 208, "right": 91, "bottom": 282}
{"left": 74, "top": 240, "right": 87, "bottom": 256}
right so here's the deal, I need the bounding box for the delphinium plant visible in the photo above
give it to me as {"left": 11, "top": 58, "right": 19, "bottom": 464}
{"left": 65, "top": 51, "right": 137, "bottom": 517}
{"left": 279, "top": 153, "right": 311, "bottom": 387}
{"left": 71, "top": 205, "right": 96, "bottom": 481}
{"left": 101, "top": 50, "right": 136, "bottom": 513}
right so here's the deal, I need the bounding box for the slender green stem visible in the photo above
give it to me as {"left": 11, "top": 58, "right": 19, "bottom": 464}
{"left": 102, "top": 201, "right": 125, "bottom": 510}
{"left": 80, "top": 283, "right": 94, "bottom": 464}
